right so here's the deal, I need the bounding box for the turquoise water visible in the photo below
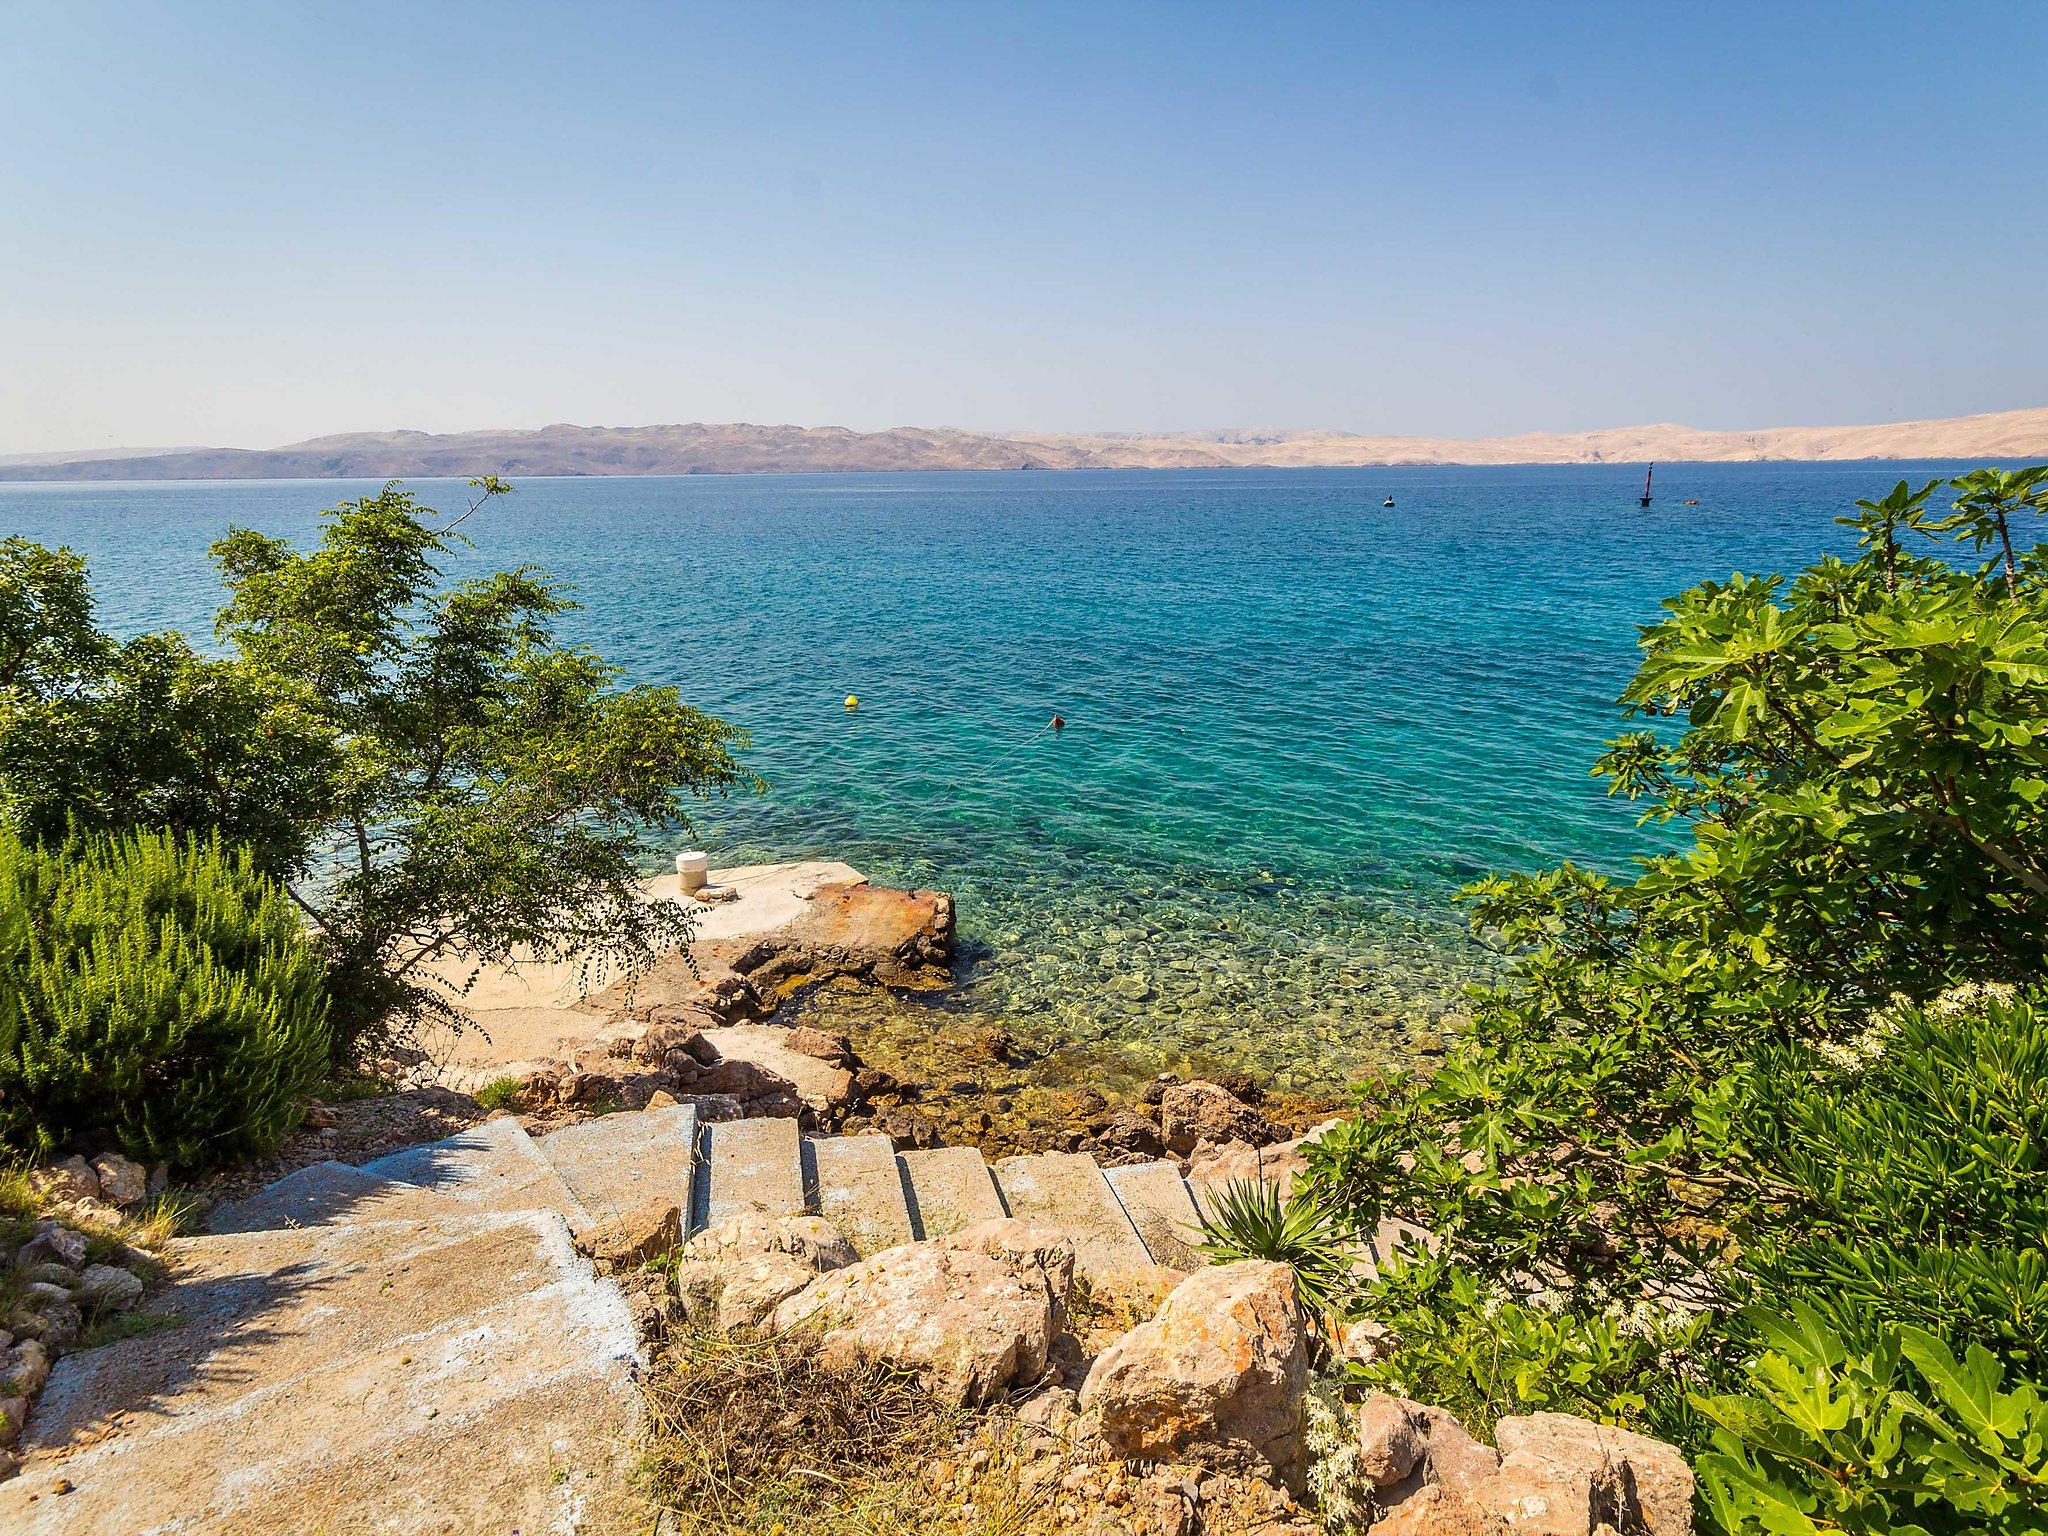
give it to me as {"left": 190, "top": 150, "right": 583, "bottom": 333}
{"left": 0, "top": 463, "right": 1965, "bottom": 1090}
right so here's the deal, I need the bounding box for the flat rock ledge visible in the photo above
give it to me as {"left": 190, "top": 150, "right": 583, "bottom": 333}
{"left": 509, "top": 873, "right": 954, "bottom": 1122}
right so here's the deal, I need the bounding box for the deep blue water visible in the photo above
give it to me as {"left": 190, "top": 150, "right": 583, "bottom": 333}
{"left": 0, "top": 463, "right": 1968, "bottom": 1089}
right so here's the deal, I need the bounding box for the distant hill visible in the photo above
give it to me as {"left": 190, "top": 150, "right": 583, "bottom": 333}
{"left": 1013, "top": 406, "right": 2048, "bottom": 468}
{"left": 0, "top": 445, "right": 204, "bottom": 468}
{"left": 5, "top": 407, "right": 2045, "bottom": 481}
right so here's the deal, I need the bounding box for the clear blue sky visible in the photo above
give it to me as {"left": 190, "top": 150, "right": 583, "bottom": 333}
{"left": 1, "top": 1, "right": 2040, "bottom": 453}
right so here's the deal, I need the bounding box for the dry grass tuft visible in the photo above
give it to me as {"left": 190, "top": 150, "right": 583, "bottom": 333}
{"left": 644, "top": 1324, "right": 964, "bottom": 1533}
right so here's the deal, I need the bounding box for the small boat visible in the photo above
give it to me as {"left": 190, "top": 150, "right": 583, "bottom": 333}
{"left": 1638, "top": 465, "right": 1654, "bottom": 509}
{"left": 1684, "top": 498, "right": 1700, "bottom": 506}
{"left": 1382, "top": 495, "right": 1395, "bottom": 507}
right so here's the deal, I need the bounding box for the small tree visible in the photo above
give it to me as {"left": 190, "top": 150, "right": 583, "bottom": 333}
{"left": 208, "top": 481, "right": 757, "bottom": 1056}
{"left": 0, "top": 540, "right": 332, "bottom": 872}
{"left": 0, "top": 482, "right": 757, "bottom": 1063}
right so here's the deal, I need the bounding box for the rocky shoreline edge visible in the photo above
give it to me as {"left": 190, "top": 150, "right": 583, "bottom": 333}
{"left": 205, "top": 863, "right": 1333, "bottom": 1209}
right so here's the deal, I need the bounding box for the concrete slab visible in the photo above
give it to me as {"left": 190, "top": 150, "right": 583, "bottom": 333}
{"left": 1103, "top": 1160, "right": 1207, "bottom": 1271}
{"left": 413, "top": 860, "right": 868, "bottom": 1085}
{"left": 29, "top": 1215, "right": 589, "bottom": 1450}
{"left": 692, "top": 1115, "right": 805, "bottom": 1232}
{"left": 358, "top": 1115, "right": 591, "bottom": 1231}
{"left": 538, "top": 1103, "right": 697, "bottom": 1225}
{"left": 898, "top": 1146, "right": 1007, "bottom": 1239}
{"left": 806, "top": 1134, "right": 915, "bottom": 1256}
{"left": 3, "top": 1211, "right": 644, "bottom": 1536}
{"left": 666, "top": 860, "right": 867, "bottom": 944}
{"left": 991, "top": 1151, "right": 1153, "bottom": 1281}
{"left": 204, "top": 1160, "right": 415, "bottom": 1234}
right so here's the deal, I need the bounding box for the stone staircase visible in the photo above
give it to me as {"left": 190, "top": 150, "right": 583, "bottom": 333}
{"left": 0, "top": 1106, "right": 1348, "bottom": 1534}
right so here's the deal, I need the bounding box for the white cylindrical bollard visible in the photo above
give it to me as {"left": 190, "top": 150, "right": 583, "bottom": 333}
{"left": 675, "top": 849, "right": 709, "bottom": 894}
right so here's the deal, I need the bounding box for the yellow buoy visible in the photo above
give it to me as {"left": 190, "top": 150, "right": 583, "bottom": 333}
{"left": 844, "top": 694, "right": 858, "bottom": 711}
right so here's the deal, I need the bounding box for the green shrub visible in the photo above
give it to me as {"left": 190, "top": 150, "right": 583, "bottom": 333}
{"left": 1287, "top": 468, "right": 2048, "bottom": 1532}
{"left": 0, "top": 825, "right": 330, "bottom": 1169}
{"left": 1740, "top": 983, "right": 2048, "bottom": 1371}
{"left": 1695, "top": 1306, "right": 2048, "bottom": 1536}
{"left": 473, "top": 1074, "right": 526, "bottom": 1111}
{"left": 1341, "top": 1253, "right": 1708, "bottom": 1439}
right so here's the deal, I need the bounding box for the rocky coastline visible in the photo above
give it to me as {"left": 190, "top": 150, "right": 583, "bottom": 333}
{"left": 414, "top": 860, "right": 1337, "bottom": 1173}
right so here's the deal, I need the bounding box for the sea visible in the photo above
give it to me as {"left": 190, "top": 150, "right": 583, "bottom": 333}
{"left": 0, "top": 461, "right": 1976, "bottom": 1093}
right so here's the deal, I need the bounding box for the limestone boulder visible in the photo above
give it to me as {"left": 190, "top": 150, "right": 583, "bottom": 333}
{"left": 18, "top": 1223, "right": 89, "bottom": 1270}
{"left": 1359, "top": 1399, "right": 1693, "bottom": 1536}
{"left": 672, "top": 1211, "right": 858, "bottom": 1333}
{"left": 76, "top": 1262, "right": 145, "bottom": 1309}
{"left": 705, "top": 1251, "right": 820, "bottom": 1333}
{"left": 1094, "top": 1108, "right": 1167, "bottom": 1160}
{"left": 771, "top": 1218, "right": 1072, "bottom": 1406}
{"left": 1079, "top": 1259, "right": 1308, "bottom": 1482}
{"left": 1185, "top": 1118, "right": 1342, "bottom": 1196}
{"left": 694, "top": 1056, "right": 805, "bottom": 1105}
{"left": 1376, "top": 1482, "right": 1512, "bottom": 1536}
{"left": 28, "top": 1156, "right": 98, "bottom": 1204}
{"left": 1158, "top": 1082, "right": 1277, "bottom": 1156}
{"left": 1493, "top": 1412, "right": 1694, "bottom": 1536}
{"left": 1360, "top": 1394, "right": 1503, "bottom": 1504}
{"left": 1356, "top": 1392, "right": 1424, "bottom": 1483}
{"left": 686, "top": 1210, "right": 858, "bottom": 1272}
{"left": 91, "top": 1152, "right": 150, "bottom": 1207}
{"left": 700, "top": 882, "right": 954, "bottom": 1010}
{"left": 631, "top": 1020, "right": 718, "bottom": 1071}
{"left": 785, "top": 1026, "right": 856, "bottom": 1066}
{"left": 695, "top": 1025, "right": 857, "bottom": 1115}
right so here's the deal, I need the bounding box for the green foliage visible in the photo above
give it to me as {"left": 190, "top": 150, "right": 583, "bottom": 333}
{"left": 211, "top": 481, "right": 757, "bottom": 1056}
{"left": 472, "top": 1074, "right": 526, "bottom": 1111}
{"left": 0, "top": 824, "right": 330, "bottom": 1169}
{"left": 0, "top": 482, "right": 758, "bottom": 1064}
{"left": 1694, "top": 1306, "right": 2048, "bottom": 1536}
{"left": 1196, "top": 1175, "right": 1355, "bottom": 1316}
{"left": 1288, "top": 466, "right": 2048, "bottom": 1533}
{"left": 1342, "top": 1253, "right": 1706, "bottom": 1439}
{"left": 1739, "top": 984, "right": 2048, "bottom": 1371}
{"left": 0, "top": 540, "right": 336, "bottom": 875}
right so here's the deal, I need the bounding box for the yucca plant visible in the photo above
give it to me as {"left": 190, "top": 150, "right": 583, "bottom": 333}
{"left": 0, "top": 824, "right": 330, "bottom": 1169}
{"left": 1197, "top": 1176, "right": 1357, "bottom": 1317}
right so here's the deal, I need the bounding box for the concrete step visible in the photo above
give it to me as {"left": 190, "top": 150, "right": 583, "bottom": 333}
{"left": 991, "top": 1151, "right": 1154, "bottom": 1281}
{"left": 538, "top": 1103, "right": 698, "bottom": 1225}
{"left": 205, "top": 1159, "right": 418, "bottom": 1234}
{"left": 804, "top": 1134, "right": 915, "bottom": 1257}
{"left": 1103, "top": 1160, "right": 1207, "bottom": 1271}
{"left": 2, "top": 1210, "right": 643, "bottom": 1536}
{"left": 897, "top": 1146, "right": 1007, "bottom": 1240}
{"left": 356, "top": 1115, "right": 592, "bottom": 1231}
{"left": 28, "top": 1214, "right": 587, "bottom": 1450}
{"left": 691, "top": 1114, "right": 804, "bottom": 1233}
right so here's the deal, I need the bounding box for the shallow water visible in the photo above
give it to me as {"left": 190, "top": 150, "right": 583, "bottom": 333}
{"left": 0, "top": 462, "right": 1967, "bottom": 1091}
